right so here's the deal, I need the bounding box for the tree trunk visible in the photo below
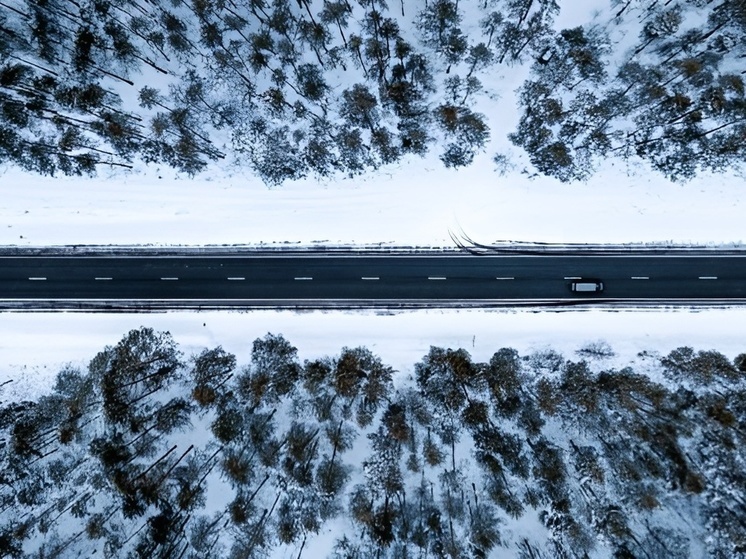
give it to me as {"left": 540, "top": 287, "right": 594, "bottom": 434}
{"left": 154, "top": 444, "right": 194, "bottom": 487}
{"left": 133, "top": 444, "right": 178, "bottom": 482}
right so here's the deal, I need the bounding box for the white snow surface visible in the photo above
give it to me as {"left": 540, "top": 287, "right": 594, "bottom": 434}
{"left": 1, "top": 154, "right": 744, "bottom": 247}
{"left": 2, "top": 307, "right": 745, "bottom": 402}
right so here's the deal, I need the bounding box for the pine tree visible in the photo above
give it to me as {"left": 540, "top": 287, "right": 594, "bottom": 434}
{"left": 466, "top": 482, "right": 501, "bottom": 557}
{"left": 434, "top": 104, "right": 489, "bottom": 168}
{"left": 489, "top": 0, "right": 560, "bottom": 65}
{"left": 416, "top": 346, "right": 481, "bottom": 413}
{"left": 484, "top": 347, "right": 522, "bottom": 417}
{"left": 190, "top": 346, "right": 236, "bottom": 409}
{"left": 239, "top": 333, "right": 302, "bottom": 403}
{"left": 417, "top": 0, "right": 467, "bottom": 67}
{"left": 509, "top": 25, "right": 610, "bottom": 182}
{"left": 283, "top": 422, "right": 320, "bottom": 487}
{"left": 90, "top": 328, "right": 183, "bottom": 432}
{"left": 341, "top": 83, "right": 380, "bottom": 132}
{"left": 237, "top": 118, "right": 306, "bottom": 185}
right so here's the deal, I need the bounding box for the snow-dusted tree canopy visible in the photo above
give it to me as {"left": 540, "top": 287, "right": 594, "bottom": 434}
{"left": 1, "top": 327, "right": 745, "bottom": 557}
{"left": 1, "top": 0, "right": 743, "bottom": 183}
{"left": 512, "top": 0, "right": 746, "bottom": 182}
{"left": 0, "top": 0, "right": 506, "bottom": 182}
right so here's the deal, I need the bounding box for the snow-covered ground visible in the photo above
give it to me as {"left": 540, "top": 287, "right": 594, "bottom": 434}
{"left": 3, "top": 306, "right": 745, "bottom": 402}
{"left": 1, "top": 155, "right": 744, "bottom": 248}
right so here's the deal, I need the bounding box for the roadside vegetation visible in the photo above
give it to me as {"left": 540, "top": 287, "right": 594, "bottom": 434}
{"left": 1, "top": 327, "right": 744, "bottom": 557}
{"left": 1, "top": 0, "right": 744, "bottom": 183}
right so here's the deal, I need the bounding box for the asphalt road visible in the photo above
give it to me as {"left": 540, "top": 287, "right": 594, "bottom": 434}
{"left": 0, "top": 254, "right": 745, "bottom": 306}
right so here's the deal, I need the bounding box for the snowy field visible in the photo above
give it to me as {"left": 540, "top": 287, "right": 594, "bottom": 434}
{"left": 3, "top": 306, "right": 745, "bottom": 401}
{"left": 1, "top": 154, "right": 745, "bottom": 248}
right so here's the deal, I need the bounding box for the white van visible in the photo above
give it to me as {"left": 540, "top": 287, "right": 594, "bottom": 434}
{"left": 570, "top": 279, "right": 604, "bottom": 293}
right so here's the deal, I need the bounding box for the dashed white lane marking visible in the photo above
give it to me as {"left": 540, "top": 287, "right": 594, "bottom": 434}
{"left": 564, "top": 276, "right": 581, "bottom": 280}
{"left": 428, "top": 276, "right": 447, "bottom": 280}
{"left": 294, "top": 277, "right": 313, "bottom": 281}
{"left": 161, "top": 277, "right": 179, "bottom": 281}
{"left": 495, "top": 277, "right": 515, "bottom": 280}
{"left": 698, "top": 276, "right": 718, "bottom": 280}
{"left": 361, "top": 277, "right": 380, "bottom": 280}
{"left": 227, "top": 277, "right": 245, "bottom": 281}
{"left": 95, "top": 277, "right": 113, "bottom": 281}
{"left": 28, "top": 277, "right": 46, "bottom": 281}
{"left": 631, "top": 276, "right": 649, "bottom": 280}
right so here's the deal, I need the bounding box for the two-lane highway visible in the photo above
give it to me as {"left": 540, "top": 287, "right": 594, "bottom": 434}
{"left": 0, "top": 254, "right": 745, "bottom": 307}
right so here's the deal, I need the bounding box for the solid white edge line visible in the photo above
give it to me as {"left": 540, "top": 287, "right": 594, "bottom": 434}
{"left": 294, "top": 277, "right": 313, "bottom": 280}
{"left": 698, "top": 276, "right": 718, "bottom": 280}
{"left": 160, "top": 277, "right": 179, "bottom": 280}
{"left": 427, "top": 277, "right": 447, "bottom": 280}
{"left": 227, "top": 277, "right": 245, "bottom": 281}
{"left": 361, "top": 277, "right": 379, "bottom": 280}
{"left": 28, "top": 277, "right": 46, "bottom": 281}
{"left": 495, "top": 277, "right": 515, "bottom": 280}
{"left": 631, "top": 276, "right": 649, "bottom": 280}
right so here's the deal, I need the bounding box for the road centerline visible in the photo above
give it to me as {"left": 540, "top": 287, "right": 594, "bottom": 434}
{"left": 5, "top": 253, "right": 746, "bottom": 306}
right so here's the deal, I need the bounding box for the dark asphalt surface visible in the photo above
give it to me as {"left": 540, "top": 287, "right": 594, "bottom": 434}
{"left": 0, "top": 254, "right": 745, "bottom": 302}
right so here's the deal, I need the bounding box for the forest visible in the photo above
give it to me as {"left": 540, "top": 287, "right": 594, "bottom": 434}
{"left": 1, "top": 328, "right": 744, "bottom": 558}
{"left": 1, "top": 0, "right": 745, "bottom": 184}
